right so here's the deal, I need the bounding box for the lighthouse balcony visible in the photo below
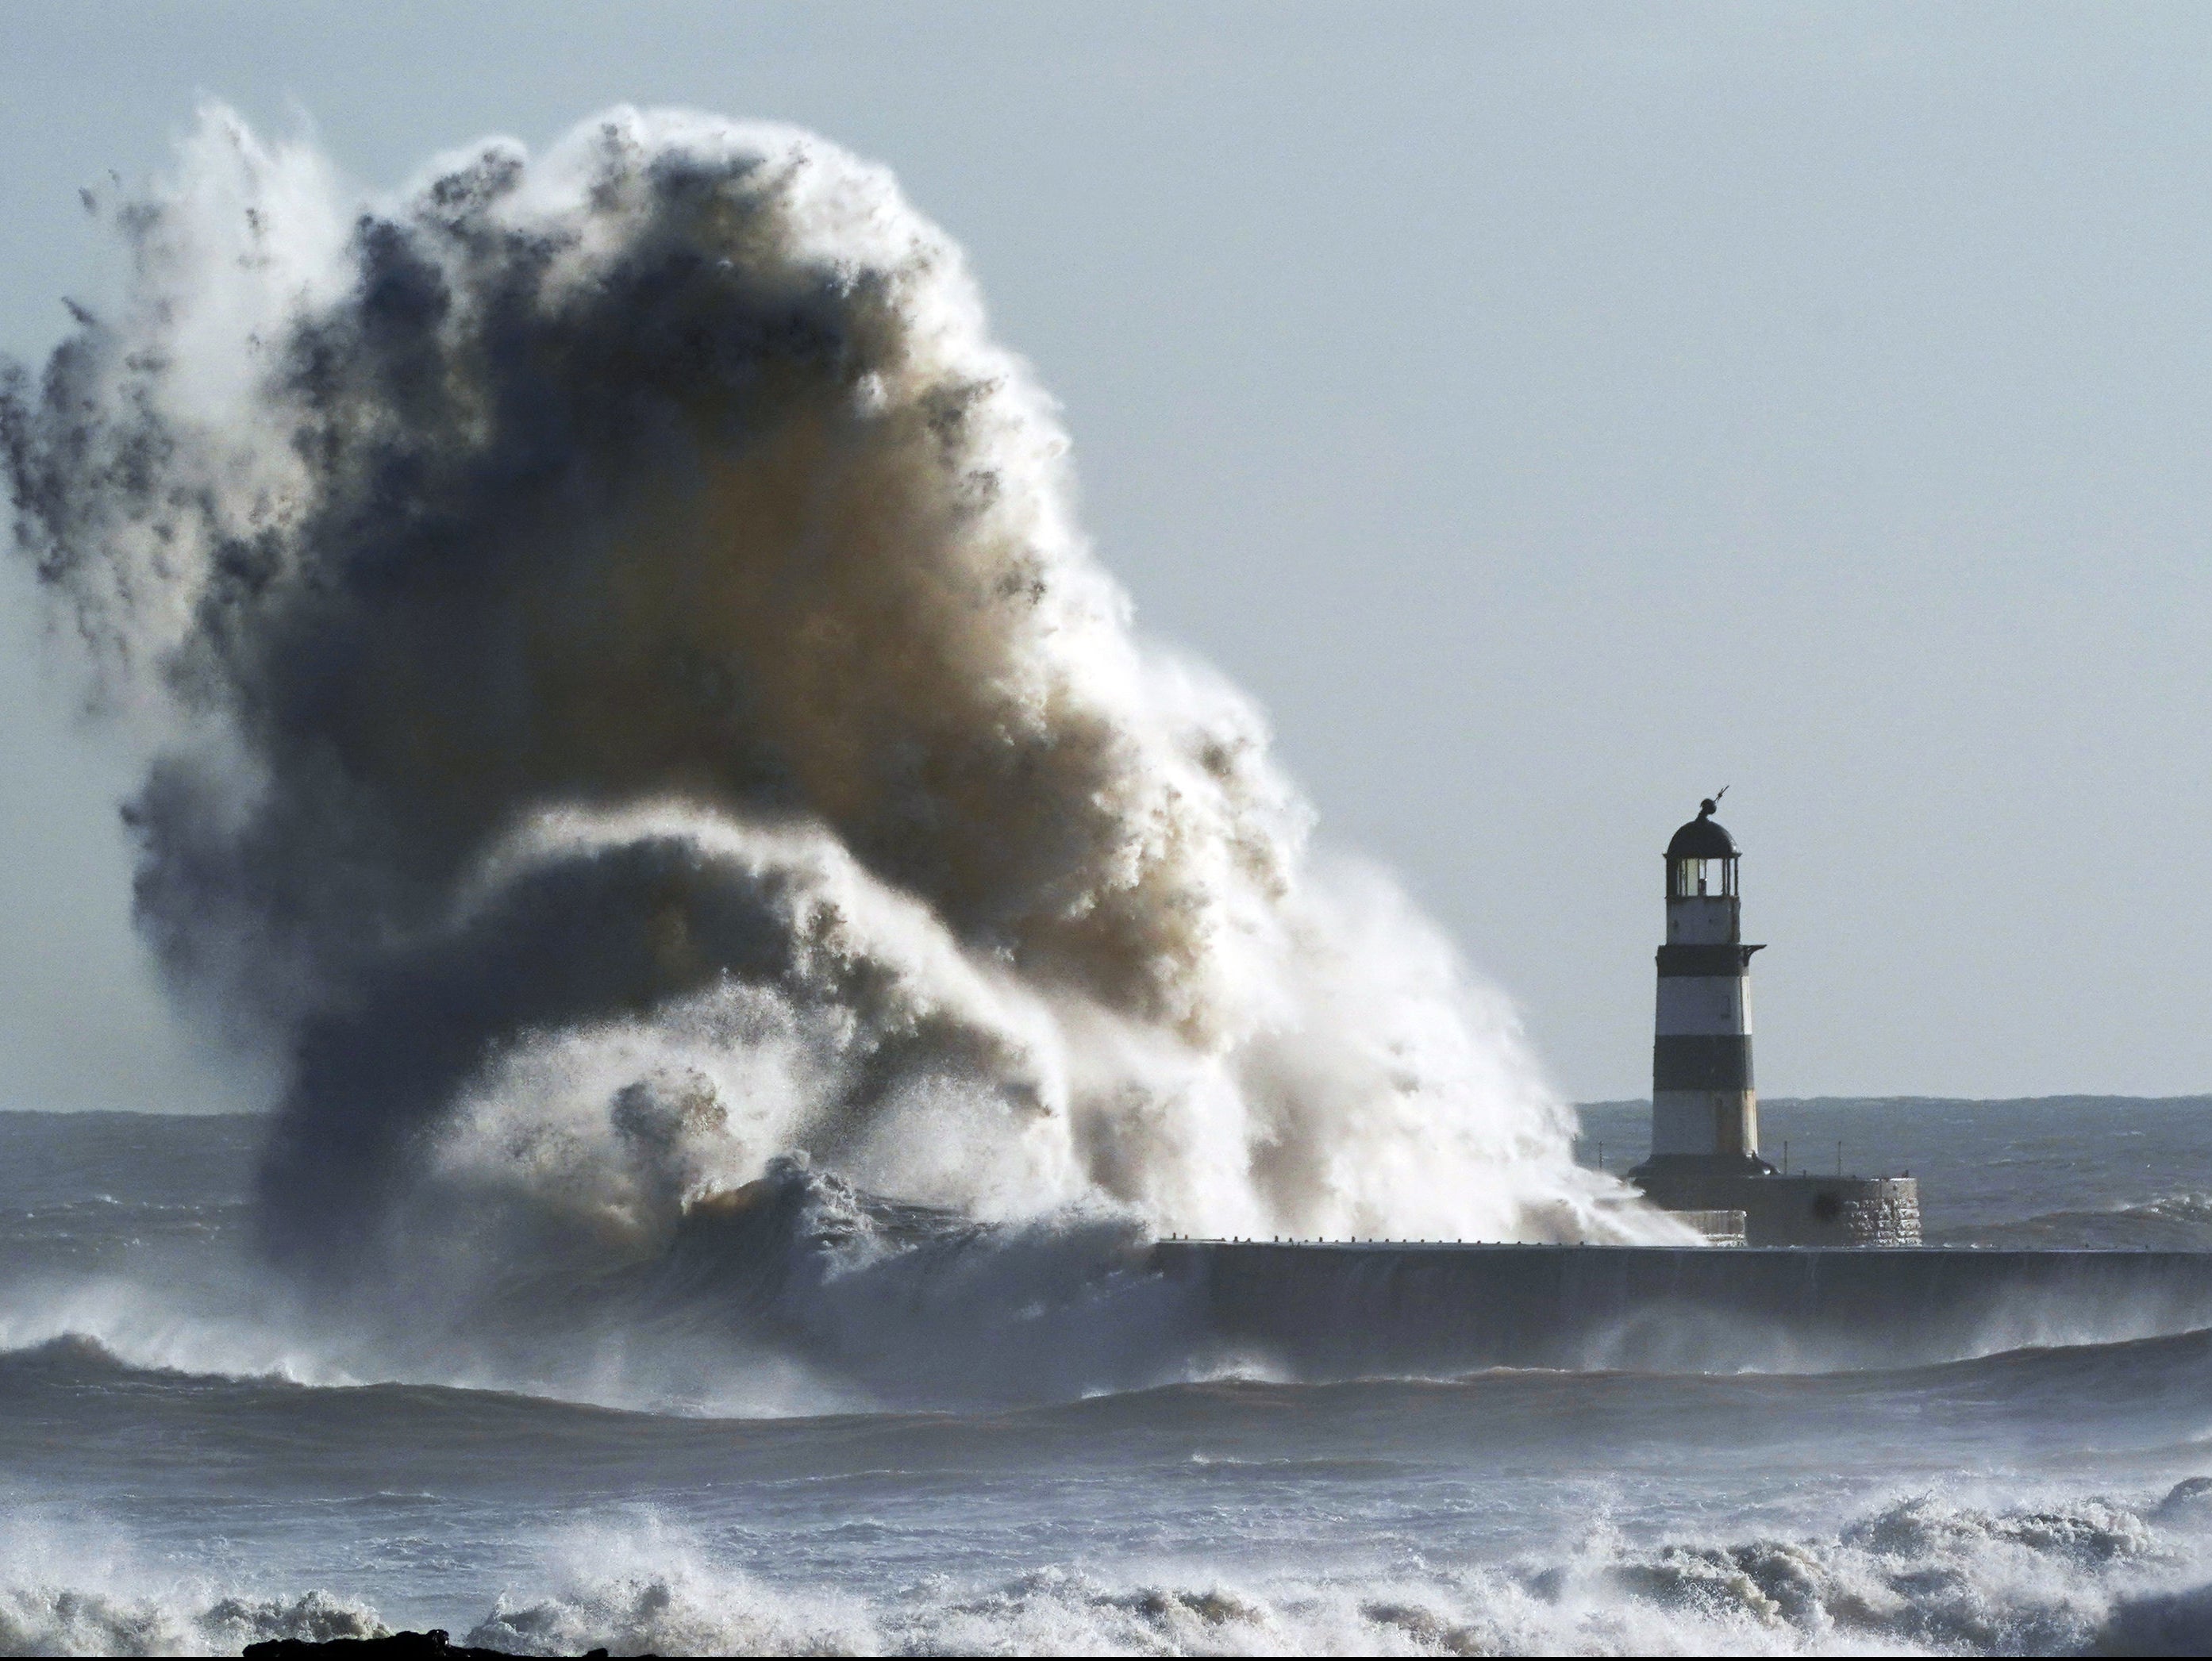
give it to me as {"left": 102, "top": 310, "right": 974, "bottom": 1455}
{"left": 1664, "top": 895, "right": 1740, "bottom": 944}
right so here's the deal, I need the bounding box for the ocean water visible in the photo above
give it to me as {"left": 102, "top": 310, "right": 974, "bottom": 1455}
{"left": 2, "top": 1101, "right": 2212, "bottom": 1655}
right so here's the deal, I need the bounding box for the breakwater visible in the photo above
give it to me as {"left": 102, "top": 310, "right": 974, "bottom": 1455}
{"left": 1151, "top": 1240, "right": 2212, "bottom": 1374}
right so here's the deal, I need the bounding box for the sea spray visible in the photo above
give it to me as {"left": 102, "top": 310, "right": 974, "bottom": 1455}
{"left": 2, "top": 105, "right": 1672, "bottom": 1328}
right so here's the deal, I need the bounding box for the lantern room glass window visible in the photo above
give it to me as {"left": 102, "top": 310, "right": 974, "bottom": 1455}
{"left": 1669, "top": 855, "right": 1738, "bottom": 899}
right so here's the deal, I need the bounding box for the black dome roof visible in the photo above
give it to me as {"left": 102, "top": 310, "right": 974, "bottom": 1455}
{"left": 1666, "top": 801, "right": 1738, "bottom": 859}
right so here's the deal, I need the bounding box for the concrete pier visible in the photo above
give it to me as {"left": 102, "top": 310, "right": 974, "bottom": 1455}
{"left": 1151, "top": 1240, "right": 2212, "bottom": 1375}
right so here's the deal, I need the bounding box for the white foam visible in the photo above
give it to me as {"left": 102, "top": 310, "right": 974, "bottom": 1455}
{"left": 369, "top": 1488, "right": 2212, "bottom": 1655}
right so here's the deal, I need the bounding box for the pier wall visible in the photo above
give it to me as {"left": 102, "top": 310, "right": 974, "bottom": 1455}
{"left": 1150, "top": 1240, "right": 2212, "bottom": 1375}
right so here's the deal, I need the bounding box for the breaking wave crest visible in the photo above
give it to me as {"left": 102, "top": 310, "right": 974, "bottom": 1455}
{"left": 0, "top": 1590, "right": 381, "bottom": 1659}
{"left": 464, "top": 1509, "right": 2210, "bottom": 1659}
{"left": 0, "top": 1160, "right": 1202, "bottom": 1411}
{"left": 6, "top": 1489, "right": 2211, "bottom": 1655}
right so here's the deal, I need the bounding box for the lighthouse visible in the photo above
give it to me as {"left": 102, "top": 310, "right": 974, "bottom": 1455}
{"left": 1645, "top": 796, "right": 1771, "bottom": 1174}
{"left": 1629, "top": 797, "right": 1922, "bottom": 1245}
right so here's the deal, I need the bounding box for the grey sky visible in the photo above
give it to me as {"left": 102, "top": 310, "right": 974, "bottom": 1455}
{"left": 2, "top": 2, "right": 2207, "bottom": 1110}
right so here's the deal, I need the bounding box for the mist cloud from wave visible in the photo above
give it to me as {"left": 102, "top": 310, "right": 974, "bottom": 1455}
{"left": 1, "top": 105, "right": 1669, "bottom": 1302}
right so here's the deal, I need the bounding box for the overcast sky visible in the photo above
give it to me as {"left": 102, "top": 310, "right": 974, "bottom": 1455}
{"left": 2, "top": 2, "right": 2209, "bottom": 1109}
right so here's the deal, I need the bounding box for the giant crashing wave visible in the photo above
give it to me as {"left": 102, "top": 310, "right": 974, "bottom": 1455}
{"left": 0, "top": 106, "right": 1679, "bottom": 1386}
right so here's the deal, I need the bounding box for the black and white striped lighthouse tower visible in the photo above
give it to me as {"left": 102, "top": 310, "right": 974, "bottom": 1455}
{"left": 1643, "top": 796, "right": 1773, "bottom": 1175}
{"left": 1629, "top": 797, "right": 1923, "bottom": 1244}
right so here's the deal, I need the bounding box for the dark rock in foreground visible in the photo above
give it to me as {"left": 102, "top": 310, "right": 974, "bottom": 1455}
{"left": 245, "top": 1632, "right": 644, "bottom": 1660}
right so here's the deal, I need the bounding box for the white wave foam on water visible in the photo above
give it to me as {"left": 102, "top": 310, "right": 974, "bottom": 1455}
{"left": 0, "top": 1589, "right": 383, "bottom": 1658}
{"left": 453, "top": 1490, "right": 2212, "bottom": 1656}
{"left": 0, "top": 1486, "right": 2202, "bottom": 1654}
{"left": 4, "top": 1487, "right": 2199, "bottom": 1656}
{"left": 0, "top": 1507, "right": 382, "bottom": 1658}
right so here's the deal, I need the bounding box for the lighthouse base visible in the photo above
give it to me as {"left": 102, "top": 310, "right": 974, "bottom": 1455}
{"left": 1631, "top": 1164, "right": 1922, "bottom": 1247}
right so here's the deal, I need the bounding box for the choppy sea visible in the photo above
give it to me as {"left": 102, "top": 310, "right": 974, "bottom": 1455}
{"left": 5, "top": 1098, "right": 2212, "bottom": 1655}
